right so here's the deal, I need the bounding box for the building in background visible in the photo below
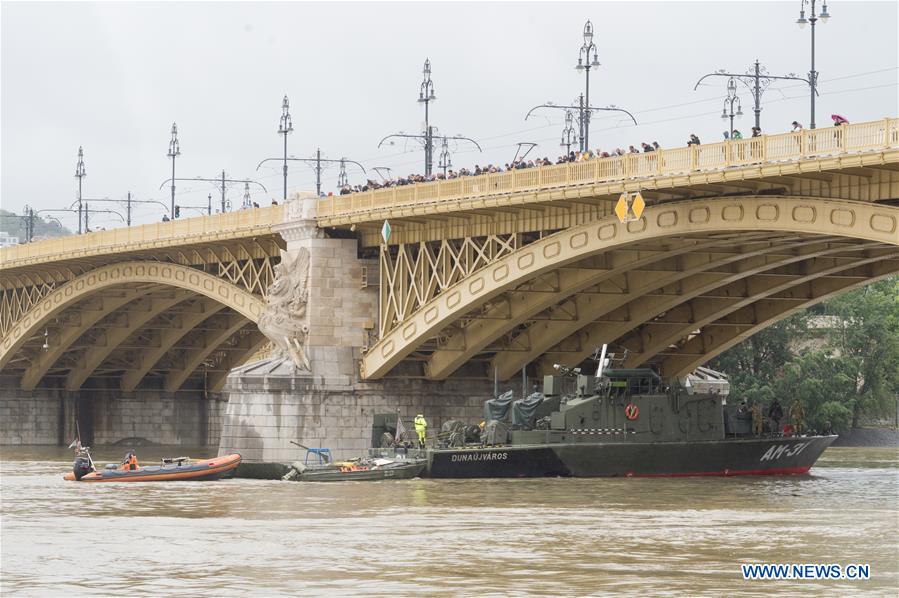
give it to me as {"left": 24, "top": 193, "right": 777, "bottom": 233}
{"left": 0, "top": 232, "right": 20, "bottom": 247}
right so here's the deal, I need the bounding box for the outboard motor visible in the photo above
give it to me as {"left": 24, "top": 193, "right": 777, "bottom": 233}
{"left": 72, "top": 449, "right": 94, "bottom": 480}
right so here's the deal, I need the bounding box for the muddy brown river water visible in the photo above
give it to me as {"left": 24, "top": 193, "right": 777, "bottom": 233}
{"left": 1, "top": 446, "right": 897, "bottom": 596}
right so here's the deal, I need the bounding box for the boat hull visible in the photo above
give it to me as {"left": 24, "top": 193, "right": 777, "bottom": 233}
{"left": 64, "top": 454, "right": 241, "bottom": 482}
{"left": 427, "top": 436, "right": 836, "bottom": 478}
{"left": 298, "top": 462, "right": 426, "bottom": 482}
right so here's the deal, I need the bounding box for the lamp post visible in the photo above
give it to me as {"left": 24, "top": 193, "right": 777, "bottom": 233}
{"left": 796, "top": 0, "right": 831, "bottom": 129}
{"left": 525, "top": 102, "right": 637, "bottom": 147}
{"left": 278, "top": 95, "right": 293, "bottom": 201}
{"left": 721, "top": 78, "right": 743, "bottom": 137}
{"left": 337, "top": 159, "right": 350, "bottom": 189}
{"left": 159, "top": 175, "right": 266, "bottom": 214}
{"left": 417, "top": 59, "right": 437, "bottom": 176}
{"left": 74, "top": 147, "right": 86, "bottom": 234}
{"left": 575, "top": 20, "right": 601, "bottom": 151}
{"left": 257, "top": 154, "right": 365, "bottom": 197}
{"left": 166, "top": 123, "right": 180, "bottom": 217}
{"left": 694, "top": 61, "right": 812, "bottom": 132}
{"left": 437, "top": 137, "right": 452, "bottom": 176}
{"left": 377, "top": 133, "right": 481, "bottom": 177}
{"left": 561, "top": 110, "right": 577, "bottom": 155}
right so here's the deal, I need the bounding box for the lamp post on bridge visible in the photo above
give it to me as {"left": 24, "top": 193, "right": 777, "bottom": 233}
{"left": 560, "top": 110, "right": 577, "bottom": 155}
{"left": 74, "top": 147, "right": 86, "bottom": 234}
{"left": 721, "top": 78, "right": 743, "bottom": 138}
{"left": 166, "top": 123, "right": 181, "bottom": 218}
{"left": 68, "top": 196, "right": 170, "bottom": 226}
{"left": 525, "top": 101, "right": 637, "bottom": 150}
{"left": 418, "top": 59, "right": 437, "bottom": 176}
{"left": 377, "top": 134, "right": 481, "bottom": 178}
{"left": 575, "top": 20, "right": 601, "bottom": 151}
{"left": 39, "top": 207, "right": 125, "bottom": 233}
{"left": 796, "top": 0, "right": 831, "bottom": 129}
{"left": 257, "top": 153, "right": 366, "bottom": 196}
{"left": 437, "top": 137, "right": 453, "bottom": 176}
{"left": 158, "top": 175, "right": 266, "bottom": 214}
{"left": 277, "top": 95, "right": 294, "bottom": 201}
{"left": 694, "top": 61, "right": 813, "bottom": 132}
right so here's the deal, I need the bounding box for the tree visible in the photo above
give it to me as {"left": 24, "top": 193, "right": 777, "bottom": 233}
{"left": 711, "top": 276, "right": 899, "bottom": 431}
{"left": 820, "top": 278, "right": 899, "bottom": 427}
{"left": 0, "top": 209, "right": 72, "bottom": 241}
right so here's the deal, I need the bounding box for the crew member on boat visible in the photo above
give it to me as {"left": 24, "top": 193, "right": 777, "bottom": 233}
{"left": 751, "top": 402, "right": 764, "bottom": 436}
{"left": 414, "top": 414, "right": 428, "bottom": 448}
{"left": 790, "top": 400, "right": 806, "bottom": 436}
{"left": 122, "top": 450, "right": 139, "bottom": 471}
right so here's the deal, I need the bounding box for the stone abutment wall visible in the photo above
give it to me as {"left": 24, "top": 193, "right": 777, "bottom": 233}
{"left": 0, "top": 376, "right": 225, "bottom": 446}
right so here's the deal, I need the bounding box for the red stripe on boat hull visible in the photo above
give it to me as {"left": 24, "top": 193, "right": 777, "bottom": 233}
{"left": 627, "top": 466, "right": 812, "bottom": 478}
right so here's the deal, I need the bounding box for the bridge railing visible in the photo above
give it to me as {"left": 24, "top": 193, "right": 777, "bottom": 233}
{"left": 316, "top": 117, "right": 898, "bottom": 220}
{"left": 0, "top": 205, "right": 284, "bottom": 267}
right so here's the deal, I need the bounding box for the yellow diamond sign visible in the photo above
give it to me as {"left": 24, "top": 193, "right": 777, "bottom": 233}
{"left": 615, "top": 193, "right": 629, "bottom": 223}
{"left": 632, "top": 192, "right": 645, "bottom": 220}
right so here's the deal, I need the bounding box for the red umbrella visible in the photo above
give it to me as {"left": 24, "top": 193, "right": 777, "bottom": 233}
{"left": 831, "top": 114, "right": 849, "bottom": 124}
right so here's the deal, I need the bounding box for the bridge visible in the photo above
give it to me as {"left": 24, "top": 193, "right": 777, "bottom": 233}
{"left": 2, "top": 118, "right": 898, "bottom": 396}
{"left": 0, "top": 209, "right": 284, "bottom": 392}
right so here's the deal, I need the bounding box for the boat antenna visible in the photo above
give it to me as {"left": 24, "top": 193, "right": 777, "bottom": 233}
{"left": 596, "top": 344, "right": 608, "bottom": 378}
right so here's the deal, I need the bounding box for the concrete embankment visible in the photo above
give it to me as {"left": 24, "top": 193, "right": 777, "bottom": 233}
{"left": 831, "top": 427, "right": 899, "bottom": 447}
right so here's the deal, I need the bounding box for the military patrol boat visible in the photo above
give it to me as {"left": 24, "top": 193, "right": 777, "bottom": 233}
{"left": 425, "top": 348, "right": 836, "bottom": 478}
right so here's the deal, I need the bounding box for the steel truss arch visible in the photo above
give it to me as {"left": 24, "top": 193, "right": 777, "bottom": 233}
{"left": 0, "top": 262, "right": 265, "bottom": 389}
{"left": 362, "top": 196, "right": 899, "bottom": 379}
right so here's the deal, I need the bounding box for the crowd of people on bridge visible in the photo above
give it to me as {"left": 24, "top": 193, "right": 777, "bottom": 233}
{"left": 329, "top": 115, "right": 847, "bottom": 197}
{"left": 337, "top": 141, "right": 670, "bottom": 195}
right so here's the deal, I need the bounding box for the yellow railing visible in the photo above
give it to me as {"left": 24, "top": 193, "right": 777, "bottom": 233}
{"left": 0, "top": 205, "right": 285, "bottom": 267}
{"left": 316, "top": 117, "right": 899, "bottom": 220}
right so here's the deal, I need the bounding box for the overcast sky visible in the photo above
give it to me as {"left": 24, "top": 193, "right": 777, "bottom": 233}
{"left": 2, "top": 0, "right": 896, "bottom": 230}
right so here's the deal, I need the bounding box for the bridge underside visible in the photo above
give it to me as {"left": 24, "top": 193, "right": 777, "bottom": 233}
{"left": 0, "top": 235, "right": 281, "bottom": 392}
{"left": 362, "top": 196, "right": 899, "bottom": 381}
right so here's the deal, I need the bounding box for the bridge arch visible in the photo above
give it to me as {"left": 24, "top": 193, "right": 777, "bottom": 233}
{"left": 1, "top": 261, "right": 265, "bottom": 390}
{"left": 362, "top": 196, "right": 899, "bottom": 379}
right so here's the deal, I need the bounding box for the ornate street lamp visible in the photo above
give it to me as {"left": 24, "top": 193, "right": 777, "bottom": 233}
{"left": 278, "top": 95, "right": 294, "bottom": 201}
{"left": 575, "top": 20, "right": 601, "bottom": 151}
{"left": 166, "top": 123, "right": 180, "bottom": 218}
{"left": 560, "top": 110, "right": 577, "bottom": 154}
{"left": 417, "top": 59, "right": 437, "bottom": 176}
{"left": 74, "top": 147, "right": 86, "bottom": 234}
{"left": 796, "top": 0, "right": 831, "bottom": 129}
{"left": 721, "top": 77, "right": 743, "bottom": 137}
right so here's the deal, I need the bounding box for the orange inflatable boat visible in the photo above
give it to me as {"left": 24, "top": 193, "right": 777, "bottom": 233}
{"left": 64, "top": 452, "right": 241, "bottom": 482}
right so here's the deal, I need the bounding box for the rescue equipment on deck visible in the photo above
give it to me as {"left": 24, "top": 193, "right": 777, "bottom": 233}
{"left": 625, "top": 403, "right": 640, "bottom": 420}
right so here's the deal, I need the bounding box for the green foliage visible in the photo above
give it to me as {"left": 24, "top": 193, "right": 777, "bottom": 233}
{"left": 815, "top": 401, "right": 853, "bottom": 434}
{"left": 711, "top": 277, "right": 899, "bottom": 431}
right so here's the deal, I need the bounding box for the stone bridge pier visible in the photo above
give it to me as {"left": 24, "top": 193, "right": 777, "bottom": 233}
{"left": 217, "top": 197, "right": 490, "bottom": 464}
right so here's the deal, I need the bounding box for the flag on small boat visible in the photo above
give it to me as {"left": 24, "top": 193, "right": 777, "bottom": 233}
{"left": 395, "top": 413, "right": 408, "bottom": 443}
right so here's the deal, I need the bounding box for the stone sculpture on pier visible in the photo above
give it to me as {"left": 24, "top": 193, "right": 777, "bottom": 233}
{"left": 258, "top": 247, "right": 311, "bottom": 371}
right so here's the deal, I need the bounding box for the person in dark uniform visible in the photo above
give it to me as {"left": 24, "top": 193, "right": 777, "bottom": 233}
{"left": 768, "top": 399, "right": 784, "bottom": 435}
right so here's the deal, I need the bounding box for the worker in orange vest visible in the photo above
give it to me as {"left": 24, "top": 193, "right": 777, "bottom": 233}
{"left": 122, "top": 450, "right": 139, "bottom": 471}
